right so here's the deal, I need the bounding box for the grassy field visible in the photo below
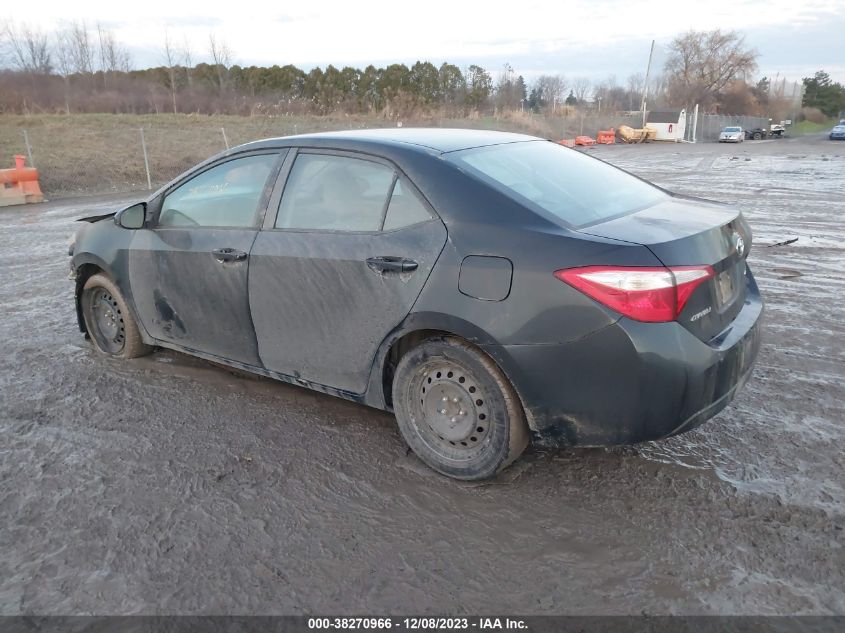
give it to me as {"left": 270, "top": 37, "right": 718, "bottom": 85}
{"left": 0, "top": 112, "right": 622, "bottom": 198}
{"left": 0, "top": 113, "right": 399, "bottom": 197}
{"left": 790, "top": 118, "right": 839, "bottom": 135}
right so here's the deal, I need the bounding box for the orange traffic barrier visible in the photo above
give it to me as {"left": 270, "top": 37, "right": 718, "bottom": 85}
{"left": 558, "top": 138, "right": 576, "bottom": 147}
{"left": 574, "top": 136, "right": 596, "bottom": 146}
{"left": 596, "top": 128, "right": 616, "bottom": 144}
{"left": 0, "top": 155, "right": 44, "bottom": 207}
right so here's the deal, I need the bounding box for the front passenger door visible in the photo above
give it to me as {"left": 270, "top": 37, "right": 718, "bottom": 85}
{"left": 129, "top": 152, "right": 283, "bottom": 365}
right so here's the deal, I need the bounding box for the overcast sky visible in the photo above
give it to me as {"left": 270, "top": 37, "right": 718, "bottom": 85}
{"left": 14, "top": 0, "right": 845, "bottom": 86}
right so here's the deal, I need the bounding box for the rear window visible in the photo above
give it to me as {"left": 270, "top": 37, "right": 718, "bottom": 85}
{"left": 447, "top": 140, "right": 665, "bottom": 228}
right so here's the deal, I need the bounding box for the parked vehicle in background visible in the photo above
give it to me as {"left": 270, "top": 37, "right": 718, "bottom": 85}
{"left": 769, "top": 124, "right": 786, "bottom": 138}
{"left": 830, "top": 123, "right": 845, "bottom": 140}
{"left": 719, "top": 127, "right": 744, "bottom": 142}
{"left": 68, "top": 129, "right": 763, "bottom": 480}
{"left": 744, "top": 127, "right": 767, "bottom": 140}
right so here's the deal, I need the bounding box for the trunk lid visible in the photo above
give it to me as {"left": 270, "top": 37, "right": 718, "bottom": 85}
{"left": 577, "top": 195, "right": 752, "bottom": 341}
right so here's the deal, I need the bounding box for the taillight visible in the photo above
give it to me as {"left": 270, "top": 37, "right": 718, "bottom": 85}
{"left": 554, "top": 265, "right": 715, "bottom": 323}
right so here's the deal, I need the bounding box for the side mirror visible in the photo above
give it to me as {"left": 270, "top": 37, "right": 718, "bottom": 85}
{"left": 114, "top": 202, "right": 146, "bottom": 229}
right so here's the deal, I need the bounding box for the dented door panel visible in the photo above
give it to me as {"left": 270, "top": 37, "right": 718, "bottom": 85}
{"left": 128, "top": 227, "right": 261, "bottom": 365}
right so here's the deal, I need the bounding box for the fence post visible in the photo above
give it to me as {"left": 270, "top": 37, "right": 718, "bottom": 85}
{"left": 139, "top": 128, "right": 152, "bottom": 191}
{"left": 221, "top": 127, "right": 229, "bottom": 150}
{"left": 22, "top": 129, "right": 34, "bottom": 167}
{"left": 692, "top": 104, "right": 699, "bottom": 143}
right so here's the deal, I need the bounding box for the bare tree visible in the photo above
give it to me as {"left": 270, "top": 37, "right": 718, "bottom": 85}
{"left": 182, "top": 35, "right": 194, "bottom": 88}
{"left": 163, "top": 30, "right": 179, "bottom": 113}
{"left": 97, "top": 22, "right": 131, "bottom": 88}
{"left": 535, "top": 74, "right": 567, "bottom": 110}
{"left": 664, "top": 29, "right": 758, "bottom": 108}
{"left": 495, "top": 63, "right": 525, "bottom": 110}
{"left": 53, "top": 27, "right": 75, "bottom": 113}
{"left": 592, "top": 75, "right": 628, "bottom": 111}
{"left": 626, "top": 73, "right": 644, "bottom": 111}
{"left": 1, "top": 20, "right": 52, "bottom": 74}
{"left": 66, "top": 21, "right": 95, "bottom": 80}
{"left": 571, "top": 76, "right": 591, "bottom": 104}
{"left": 208, "top": 34, "right": 232, "bottom": 92}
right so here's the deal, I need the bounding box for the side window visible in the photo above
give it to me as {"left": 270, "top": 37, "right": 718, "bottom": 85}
{"left": 159, "top": 154, "right": 278, "bottom": 228}
{"left": 276, "top": 154, "right": 395, "bottom": 231}
{"left": 383, "top": 180, "right": 433, "bottom": 230}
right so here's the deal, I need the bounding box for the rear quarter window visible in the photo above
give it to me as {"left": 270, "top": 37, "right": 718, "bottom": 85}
{"left": 447, "top": 140, "right": 666, "bottom": 228}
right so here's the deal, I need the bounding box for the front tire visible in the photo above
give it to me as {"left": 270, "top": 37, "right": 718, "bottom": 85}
{"left": 81, "top": 273, "right": 152, "bottom": 359}
{"left": 392, "top": 336, "right": 529, "bottom": 480}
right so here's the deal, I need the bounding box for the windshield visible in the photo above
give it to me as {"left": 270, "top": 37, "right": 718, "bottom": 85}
{"left": 447, "top": 140, "right": 666, "bottom": 228}
{"left": 725, "top": 127, "right": 741, "bottom": 132}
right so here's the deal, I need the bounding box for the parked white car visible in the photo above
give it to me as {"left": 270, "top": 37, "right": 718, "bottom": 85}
{"left": 719, "top": 126, "right": 744, "bottom": 143}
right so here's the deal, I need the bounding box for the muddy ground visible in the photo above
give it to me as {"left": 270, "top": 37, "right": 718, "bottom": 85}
{"left": 1, "top": 134, "right": 843, "bottom": 615}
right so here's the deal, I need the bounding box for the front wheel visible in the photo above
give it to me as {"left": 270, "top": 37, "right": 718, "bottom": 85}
{"left": 753, "top": 132, "right": 762, "bottom": 140}
{"left": 81, "top": 273, "right": 152, "bottom": 359}
{"left": 392, "top": 336, "right": 529, "bottom": 480}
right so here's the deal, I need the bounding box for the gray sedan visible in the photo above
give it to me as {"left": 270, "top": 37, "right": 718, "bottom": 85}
{"left": 69, "top": 129, "right": 762, "bottom": 479}
{"left": 719, "top": 126, "right": 744, "bottom": 142}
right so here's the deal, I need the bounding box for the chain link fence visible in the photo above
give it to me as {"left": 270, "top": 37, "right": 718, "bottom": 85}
{"left": 685, "top": 113, "right": 772, "bottom": 142}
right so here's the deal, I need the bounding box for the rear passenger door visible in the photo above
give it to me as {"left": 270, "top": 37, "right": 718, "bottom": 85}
{"left": 248, "top": 150, "right": 447, "bottom": 394}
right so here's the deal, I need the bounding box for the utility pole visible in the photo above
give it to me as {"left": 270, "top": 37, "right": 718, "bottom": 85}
{"left": 641, "top": 39, "right": 655, "bottom": 127}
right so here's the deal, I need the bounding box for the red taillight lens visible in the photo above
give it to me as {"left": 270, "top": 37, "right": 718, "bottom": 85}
{"left": 554, "top": 265, "right": 715, "bottom": 322}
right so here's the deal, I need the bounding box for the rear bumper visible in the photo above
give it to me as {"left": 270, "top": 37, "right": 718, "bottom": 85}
{"left": 484, "top": 268, "right": 763, "bottom": 447}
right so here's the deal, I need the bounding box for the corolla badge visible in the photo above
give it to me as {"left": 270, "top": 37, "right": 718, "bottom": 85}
{"left": 734, "top": 233, "right": 745, "bottom": 257}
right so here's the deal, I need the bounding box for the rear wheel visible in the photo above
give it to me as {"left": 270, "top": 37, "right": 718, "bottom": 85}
{"left": 753, "top": 132, "right": 762, "bottom": 140}
{"left": 81, "top": 273, "right": 152, "bottom": 359}
{"left": 392, "top": 336, "right": 529, "bottom": 480}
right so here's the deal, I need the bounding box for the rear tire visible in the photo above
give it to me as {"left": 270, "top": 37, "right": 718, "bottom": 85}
{"left": 81, "top": 273, "right": 152, "bottom": 359}
{"left": 753, "top": 132, "right": 762, "bottom": 140}
{"left": 392, "top": 336, "right": 529, "bottom": 480}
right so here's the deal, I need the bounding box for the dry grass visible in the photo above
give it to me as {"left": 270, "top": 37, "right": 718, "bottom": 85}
{"left": 0, "top": 112, "right": 630, "bottom": 197}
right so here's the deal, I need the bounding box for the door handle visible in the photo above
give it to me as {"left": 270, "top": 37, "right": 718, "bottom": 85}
{"left": 212, "top": 248, "right": 248, "bottom": 263}
{"left": 366, "top": 256, "right": 418, "bottom": 274}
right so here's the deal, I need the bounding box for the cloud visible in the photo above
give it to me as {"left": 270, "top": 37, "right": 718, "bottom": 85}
{"left": 13, "top": 0, "right": 845, "bottom": 84}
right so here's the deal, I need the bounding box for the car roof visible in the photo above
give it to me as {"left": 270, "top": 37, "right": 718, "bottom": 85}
{"left": 238, "top": 127, "right": 541, "bottom": 155}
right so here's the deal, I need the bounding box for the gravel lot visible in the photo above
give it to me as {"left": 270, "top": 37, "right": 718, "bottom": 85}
{"left": 1, "top": 134, "right": 843, "bottom": 615}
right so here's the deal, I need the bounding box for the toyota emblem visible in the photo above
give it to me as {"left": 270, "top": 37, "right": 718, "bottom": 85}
{"left": 734, "top": 233, "right": 745, "bottom": 257}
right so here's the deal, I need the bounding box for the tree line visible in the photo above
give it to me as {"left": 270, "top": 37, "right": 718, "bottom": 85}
{"left": 1, "top": 20, "right": 841, "bottom": 120}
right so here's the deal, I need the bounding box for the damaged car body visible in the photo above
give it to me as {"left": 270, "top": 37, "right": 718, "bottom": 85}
{"left": 69, "top": 128, "right": 763, "bottom": 480}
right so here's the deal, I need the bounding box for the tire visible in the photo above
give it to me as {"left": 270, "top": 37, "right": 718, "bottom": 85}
{"left": 81, "top": 273, "right": 152, "bottom": 359}
{"left": 392, "top": 336, "right": 529, "bottom": 480}
{"left": 753, "top": 132, "right": 762, "bottom": 140}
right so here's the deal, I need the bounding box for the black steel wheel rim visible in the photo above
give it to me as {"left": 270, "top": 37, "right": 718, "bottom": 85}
{"left": 87, "top": 287, "right": 125, "bottom": 354}
{"left": 410, "top": 360, "right": 492, "bottom": 462}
